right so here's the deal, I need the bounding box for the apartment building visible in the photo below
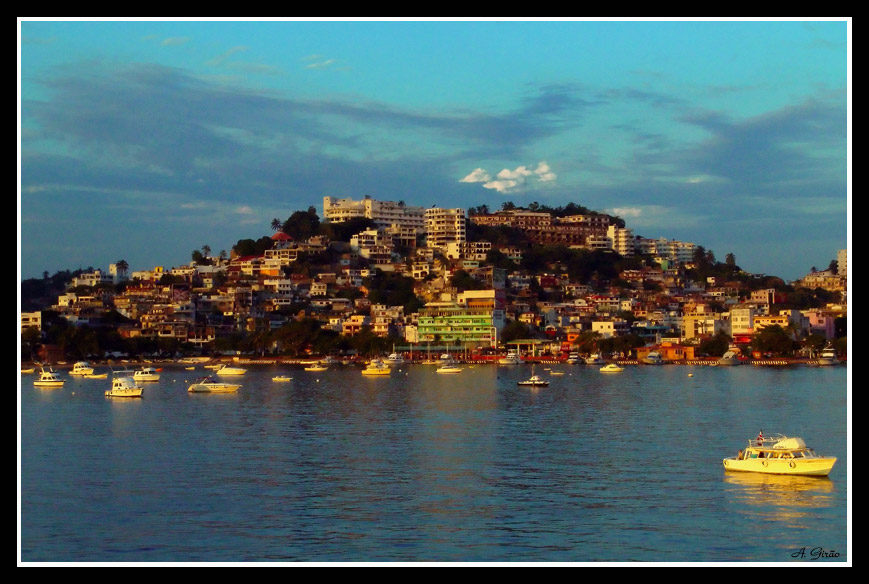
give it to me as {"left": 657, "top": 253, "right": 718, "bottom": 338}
{"left": 323, "top": 195, "right": 426, "bottom": 232}
{"left": 425, "top": 207, "right": 466, "bottom": 252}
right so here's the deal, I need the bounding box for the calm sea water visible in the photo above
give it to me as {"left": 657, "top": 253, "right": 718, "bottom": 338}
{"left": 20, "top": 362, "right": 849, "bottom": 564}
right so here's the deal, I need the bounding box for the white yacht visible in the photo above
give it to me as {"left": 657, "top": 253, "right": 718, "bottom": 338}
{"left": 498, "top": 350, "right": 522, "bottom": 365}
{"left": 816, "top": 344, "right": 839, "bottom": 366}
{"left": 133, "top": 366, "right": 162, "bottom": 382}
{"left": 105, "top": 375, "right": 144, "bottom": 398}
{"left": 70, "top": 361, "right": 95, "bottom": 376}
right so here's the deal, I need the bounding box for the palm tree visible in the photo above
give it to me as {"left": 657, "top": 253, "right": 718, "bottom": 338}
{"left": 116, "top": 259, "right": 129, "bottom": 275}
{"left": 201, "top": 245, "right": 211, "bottom": 258}
{"left": 271, "top": 218, "right": 283, "bottom": 232}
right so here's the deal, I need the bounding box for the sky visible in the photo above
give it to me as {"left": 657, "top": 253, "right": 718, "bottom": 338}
{"left": 18, "top": 18, "right": 850, "bottom": 283}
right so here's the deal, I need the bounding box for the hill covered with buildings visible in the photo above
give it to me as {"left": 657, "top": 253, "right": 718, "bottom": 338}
{"left": 20, "top": 196, "right": 848, "bottom": 364}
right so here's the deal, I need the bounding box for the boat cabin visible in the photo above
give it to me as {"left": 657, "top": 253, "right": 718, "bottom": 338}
{"left": 735, "top": 436, "right": 822, "bottom": 461}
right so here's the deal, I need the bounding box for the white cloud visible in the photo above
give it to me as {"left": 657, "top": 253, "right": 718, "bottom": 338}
{"left": 534, "top": 161, "right": 557, "bottom": 182}
{"left": 460, "top": 161, "right": 557, "bottom": 193}
{"left": 235, "top": 205, "right": 255, "bottom": 215}
{"left": 460, "top": 168, "right": 491, "bottom": 183}
{"left": 483, "top": 179, "right": 518, "bottom": 193}
{"left": 609, "top": 207, "right": 643, "bottom": 218}
{"left": 496, "top": 166, "right": 532, "bottom": 181}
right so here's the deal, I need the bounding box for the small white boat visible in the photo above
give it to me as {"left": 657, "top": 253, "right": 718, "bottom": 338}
{"left": 549, "top": 370, "right": 565, "bottom": 376}
{"left": 518, "top": 374, "right": 549, "bottom": 387}
{"left": 498, "top": 350, "right": 522, "bottom": 365}
{"left": 566, "top": 352, "right": 581, "bottom": 365}
{"left": 816, "top": 343, "right": 839, "bottom": 366}
{"left": 215, "top": 364, "right": 247, "bottom": 376}
{"left": 188, "top": 376, "right": 241, "bottom": 393}
{"left": 70, "top": 361, "right": 95, "bottom": 376}
{"left": 304, "top": 364, "right": 328, "bottom": 372}
{"left": 718, "top": 350, "right": 741, "bottom": 366}
{"left": 585, "top": 353, "right": 606, "bottom": 365}
{"left": 386, "top": 352, "right": 406, "bottom": 365}
{"left": 435, "top": 365, "right": 462, "bottom": 374}
{"left": 642, "top": 351, "right": 664, "bottom": 365}
{"left": 133, "top": 367, "right": 162, "bottom": 382}
{"left": 84, "top": 372, "right": 108, "bottom": 379}
{"left": 362, "top": 359, "right": 391, "bottom": 376}
{"left": 21, "top": 367, "right": 35, "bottom": 374}
{"left": 272, "top": 375, "right": 293, "bottom": 382}
{"left": 34, "top": 368, "right": 65, "bottom": 388}
{"left": 105, "top": 375, "right": 144, "bottom": 398}
{"left": 600, "top": 363, "right": 624, "bottom": 373}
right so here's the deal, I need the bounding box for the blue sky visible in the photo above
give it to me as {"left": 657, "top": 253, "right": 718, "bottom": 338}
{"left": 19, "top": 18, "right": 850, "bottom": 282}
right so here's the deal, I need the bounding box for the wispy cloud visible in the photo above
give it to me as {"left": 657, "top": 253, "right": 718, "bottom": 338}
{"left": 161, "top": 36, "right": 190, "bottom": 46}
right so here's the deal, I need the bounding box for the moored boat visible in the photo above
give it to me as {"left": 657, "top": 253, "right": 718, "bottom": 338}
{"left": 435, "top": 364, "right": 462, "bottom": 374}
{"left": 600, "top": 363, "right": 624, "bottom": 373}
{"left": 84, "top": 372, "right": 108, "bottom": 379}
{"left": 517, "top": 374, "right": 548, "bottom": 387}
{"left": 133, "top": 366, "right": 162, "bottom": 382}
{"left": 566, "top": 352, "right": 581, "bottom": 365}
{"left": 498, "top": 350, "right": 522, "bottom": 365}
{"left": 70, "top": 361, "right": 95, "bottom": 376}
{"left": 642, "top": 351, "right": 664, "bottom": 365}
{"left": 816, "top": 343, "right": 839, "bottom": 366}
{"left": 34, "top": 368, "right": 65, "bottom": 388}
{"left": 187, "top": 376, "right": 241, "bottom": 393}
{"left": 105, "top": 374, "right": 144, "bottom": 398}
{"left": 304, "top": 364, "right": 329, "bottom": 372}
{"left": 718, "top": 350, "right": 741, "bottom": 366}
{"left": 215, "top": 364, "right": 247, "bottom": 376}
{"left": 585, "top": 353, "right": 606, "bottom": 365}
{"left": 272, "top": 375, "right": 293, "bottom": 382}
{"left": 361, "top": 359, "right": 392, "bottom": 376}
{"left": 722, "top": 434, "right": 837, "bottom": 477}
{"left": 386, "top": 352, "right": 406, "bottom": 365}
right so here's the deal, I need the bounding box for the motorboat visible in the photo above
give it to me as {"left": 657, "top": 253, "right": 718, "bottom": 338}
{"left": 70, "top": 361, "right": 95, "bottom": 376}
{"left": 600, "top": 363, "right": 624, "bottom": 373}
{"left": 34, "top": 368, "right": 65, "bottom": 388}
{"left": 717, "top": 350, "right": 741, "bottom": 366}
{"left": 566, "top": 352, "right": 581, "bottom": 365}
{"left": 498, "top": 351, "right": 522, "bottom": 365}
{"left": 361, "top": 359, "right": 392, "bottom": 376}
{"left": 585, "top": 353, "right": 606, "bottom": 365}
{"left": 84, "top": 372, "right": 108, "bottom": 379}
{"left": 105, "top": 375, "right": 144, "bottom": 398}
{"left": 435, "top": 365, "right": 462, "bottom": 374}
{"left": 215, "top": 364, "right": 247, "bottom": 376}
{"left": 816, "top": 343, "right": 839, "bottom": 366}
{"left": 386, "top": 352, "right": 406, "bottom": 365}
{"left": 549, "top": 370, "right": 565, "bottom": 376}
{"left": 272, "top": 375, "right": 293, "bottom": 382}
{"left": 133, "top": 366, "right": 162, "bottom": 382}
{"left": 642, "top": 351, "right": 664, "bottom": 365}
{"left": 187, "top": 376, "right": 241, "bottom": 393}
{"left": 722, "top": 434, "right": 837, "bottom": 477}
{"left": 517, "top": 374, "right": 549, "bottom": 387}
{"left": 21, "top": 367, "right": 35, "bottom": 374}
{"left": 304, "top": 364, "right": 328, "bottom": 372}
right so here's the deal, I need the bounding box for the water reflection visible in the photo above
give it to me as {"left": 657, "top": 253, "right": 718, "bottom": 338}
{"left": 724, "top": 471, "right": 836, "bottom": 523}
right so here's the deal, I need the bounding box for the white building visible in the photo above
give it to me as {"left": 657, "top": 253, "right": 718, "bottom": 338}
{"left": 323, "top": 195, "right": 425, "bottom": 232}
{"left": 425, "top": 207, "right": 466, "bottom": 252}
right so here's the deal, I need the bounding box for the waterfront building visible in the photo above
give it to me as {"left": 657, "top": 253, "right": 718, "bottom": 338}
{"left": 416, "top": 297, "right": 504, "bottom": 349}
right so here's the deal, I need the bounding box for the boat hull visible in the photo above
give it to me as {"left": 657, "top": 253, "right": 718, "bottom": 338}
{"left": 188, "top": 383, "right": 240, "bottom": 393}
{"left": 105, "top": 388, "right": 143, "bottom": 398}
{"left": 722, "top": 457, "right": 836, "bottom": 477}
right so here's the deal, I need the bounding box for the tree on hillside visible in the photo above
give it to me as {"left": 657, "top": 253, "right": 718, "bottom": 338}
{"left": 282, "top": 207, "right": 321, "bottom": 241}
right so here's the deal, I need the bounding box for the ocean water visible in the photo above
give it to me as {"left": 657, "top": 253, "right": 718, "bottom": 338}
{"left": 19, "top": 362, "right": 849, "bottom": 564}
